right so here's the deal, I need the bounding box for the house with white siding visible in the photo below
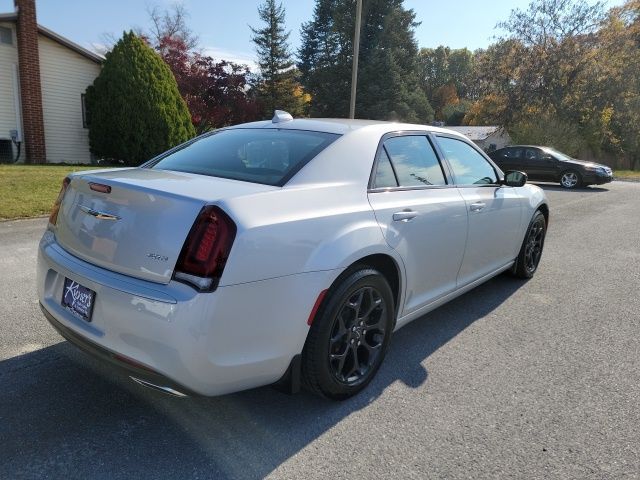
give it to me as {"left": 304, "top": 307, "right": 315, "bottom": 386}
{"left": 0, "top": 0, "right": 102, "bottom": 164}
{"left": 445, "top": 126, "right": 512, "bottom": 152}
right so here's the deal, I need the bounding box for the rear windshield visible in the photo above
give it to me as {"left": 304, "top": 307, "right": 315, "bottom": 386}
{"left": 149, "top": 128, "right": 340, "bottom": 186}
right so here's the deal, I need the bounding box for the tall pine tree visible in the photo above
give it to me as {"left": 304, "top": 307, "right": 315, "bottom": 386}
{"left": 251, "top": 0, "right": 309, "bottom": 117}
{"left": 298, "top": 0, "right": 433, "bottom": 122}
{"left": 299, "top": 0, "right": 350, "bottom": 117}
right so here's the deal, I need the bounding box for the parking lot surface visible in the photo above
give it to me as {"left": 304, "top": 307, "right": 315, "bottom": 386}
{"left": 1, "top": 182, "right": 638, "bottom": 479}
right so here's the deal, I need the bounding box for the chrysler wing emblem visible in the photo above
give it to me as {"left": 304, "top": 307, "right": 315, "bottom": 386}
{"left": 79, "top": 205, "right": 121, "bottom": 221}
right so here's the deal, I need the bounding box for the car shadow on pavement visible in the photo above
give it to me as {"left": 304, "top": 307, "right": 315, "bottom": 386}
{"left": 0, "top": 275, "right": 525, "bottom": 480}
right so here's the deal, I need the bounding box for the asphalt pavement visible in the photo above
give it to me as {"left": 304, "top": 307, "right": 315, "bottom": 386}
{"left": 0, "top": 181, "right": 638, "bottom": 479}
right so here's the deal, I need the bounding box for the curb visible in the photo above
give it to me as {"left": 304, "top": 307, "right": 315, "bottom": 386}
{"left": 0, "top": 214, "right": 49, "bottom": 223}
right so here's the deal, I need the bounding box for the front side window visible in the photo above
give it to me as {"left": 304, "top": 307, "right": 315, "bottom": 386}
{"left": 525, "top": 148, "right": 540, "bottom": 161}
{"left": 383, "top": 136, "right": 446, "bottom": 187}
{"left": 436, "top": 136, "right": 498, "bottom": 185}
{"left": 150, "top": 128, "right": 340, "bottom": 186}
{"left": 506, "top": 148, "right": 523, "bottom": 159}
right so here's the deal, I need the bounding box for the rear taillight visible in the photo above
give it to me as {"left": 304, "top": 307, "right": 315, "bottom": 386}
{"left": 48, "top": 177, "right": 71, "bottom": 226}
{"left": 173, "top": 206, "right": 237, "bottom": 291}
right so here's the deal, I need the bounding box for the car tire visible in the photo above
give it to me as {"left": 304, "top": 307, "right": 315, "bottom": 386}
{"left": 560, "top": 170, "right": 581, "bottom": 189}
{"left": 511, "top": 211, "right": 547, "bottom": 279}
{"left": 302, "top": 267, "right": 394, "bottom": 400}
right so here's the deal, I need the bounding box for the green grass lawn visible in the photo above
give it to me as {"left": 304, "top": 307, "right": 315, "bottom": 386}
{"left": 0, "top": 165, "right": 111, "bottom": 220}
{"left": 614, "top": 170, "right": 640, "bottom": 182}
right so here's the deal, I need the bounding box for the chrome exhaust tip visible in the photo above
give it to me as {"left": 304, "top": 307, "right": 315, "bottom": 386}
{"left": 130, "top": 376, "right": 188, "bottom": 397}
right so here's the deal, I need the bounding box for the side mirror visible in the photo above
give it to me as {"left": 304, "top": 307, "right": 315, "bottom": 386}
{"left": 502, "top": 170, "right": 527, "bottom": 187}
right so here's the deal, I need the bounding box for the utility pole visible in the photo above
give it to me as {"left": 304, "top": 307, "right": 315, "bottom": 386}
{"left": 349, "top": 0, "right": 363, "bottom": 119}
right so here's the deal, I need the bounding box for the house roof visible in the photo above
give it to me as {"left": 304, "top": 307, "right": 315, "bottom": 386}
{"left": 37, "top": 25, "right": 103, "bottom": 63}
{"left": 445, "top": 126, "right": 502, "bottom": 141}
{"left": 0, "top": 13, "right": 103, "bottom": 63}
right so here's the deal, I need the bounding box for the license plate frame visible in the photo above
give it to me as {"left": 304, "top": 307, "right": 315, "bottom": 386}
{"left": 61, "top": 278, "right": 96, "bottom": 322}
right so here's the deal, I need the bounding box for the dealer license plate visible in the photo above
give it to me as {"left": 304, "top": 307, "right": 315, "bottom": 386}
{"left": 61, "top": 278, "right": 95, "bottom": 322}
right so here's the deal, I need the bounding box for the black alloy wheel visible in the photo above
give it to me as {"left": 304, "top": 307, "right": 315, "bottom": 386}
{"left": 302, "top": 268, "right": 394, "bottom": 399}
{"left": 512, "top": 211, "right": 547, "bottom": 279}
{"left": 524, "top": 217, "right": 545, "bottom": 274}
{"left": 328, "top": 286, "right": 387, "bottom": 385}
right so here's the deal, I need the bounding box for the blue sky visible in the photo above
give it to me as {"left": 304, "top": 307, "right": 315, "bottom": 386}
{"left": 1, "top": 0, "right": 624, "bottom": 67}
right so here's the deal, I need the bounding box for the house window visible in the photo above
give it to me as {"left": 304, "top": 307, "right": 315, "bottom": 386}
{"left": 0, "top": 26, "right": 13, "bottom": 45}
{"left": 81, "top": 94, "right": 90, "bottom": 128}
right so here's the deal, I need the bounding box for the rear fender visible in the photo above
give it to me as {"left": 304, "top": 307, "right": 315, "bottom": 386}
{"left": 304, "top": 219, "right": 402, "bottom": 272}
{"left": 304, "top": 220, "right": 406, "bottom": 319}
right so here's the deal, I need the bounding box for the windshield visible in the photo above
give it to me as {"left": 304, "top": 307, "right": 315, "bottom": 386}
{"left": 542, "top": 147, "right": 573, "bottom": 162}
{"left": 149, "top": 128, "right": 340, "bottom": 186}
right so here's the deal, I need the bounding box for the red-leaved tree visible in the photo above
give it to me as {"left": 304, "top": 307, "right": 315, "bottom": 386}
{"left": 157, "top": 36, "right": 260, "bottom": 133}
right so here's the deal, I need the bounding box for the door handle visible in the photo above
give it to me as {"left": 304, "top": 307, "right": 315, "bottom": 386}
{"left": 469, "top": 202, "right": 486, "bottom": 212}
{"left": 392, "top": 210, "right": 418, "bottom": 222}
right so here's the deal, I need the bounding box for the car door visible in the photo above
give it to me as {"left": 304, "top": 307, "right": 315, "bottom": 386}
{"left": 506, "top": 147, "right": 527, "bottom": 174}
{"left": 433, "top": 135, "right": 523, "bottom": 287}
{"left": 523, "top": 147, "right": 553, "bottom": 181}
{"left": 367, "top": 134, "right": 468, "bottom": 315}
{"left": 539, "top": 150, "right": 562, "bottom": 181}
{"left": 522, "top": 148, "right": 540, "bottom": 179}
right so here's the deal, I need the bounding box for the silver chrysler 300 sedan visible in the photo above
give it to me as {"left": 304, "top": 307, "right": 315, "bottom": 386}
{"left": 38, "top": 112, "right": 548, "bottom": 400}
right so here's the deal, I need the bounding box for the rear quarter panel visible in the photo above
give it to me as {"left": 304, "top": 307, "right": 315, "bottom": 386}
{"left": 218, "top": 182, "right": 400, "bottom": 287}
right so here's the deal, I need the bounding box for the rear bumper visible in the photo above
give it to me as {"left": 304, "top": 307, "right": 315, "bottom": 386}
{"left": 40, "top": 302, "right": 195, "bottom": 396}
{"left": 38, "top": 230, "right": 339, "bottom": 396}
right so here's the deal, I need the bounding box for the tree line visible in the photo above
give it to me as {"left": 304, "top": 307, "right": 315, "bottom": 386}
{"left": 86, "top": 0, "right": 639, "bottom": 169}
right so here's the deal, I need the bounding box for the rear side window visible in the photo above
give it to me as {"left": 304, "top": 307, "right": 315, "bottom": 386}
{"left": 383, "top": 136, "right": 446, "bottom": 187}
{"left": 373, "top": 149, "right": 398, "bottom": 188}
{"left": 150, "top": 128, "right": 340, "bottom": 186}
{"left": 436, "top": 136, "right": 498, "bottom": 185}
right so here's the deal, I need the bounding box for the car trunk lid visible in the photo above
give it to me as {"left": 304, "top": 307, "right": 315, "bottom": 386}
{"left": 54, "top": 168, "right": 275, "bottom": 284}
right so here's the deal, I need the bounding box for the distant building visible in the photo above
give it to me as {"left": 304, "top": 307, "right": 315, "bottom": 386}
{"left": 445, "top": 126, "right": 511, "bottom": 152}
{"left": 0, "top": 0, "right": 102, "bottom": 164}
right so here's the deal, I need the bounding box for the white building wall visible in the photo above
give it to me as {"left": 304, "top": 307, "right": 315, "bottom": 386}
{"left": 485, "top": 129, "right": 512, "bottom": 151}
{"left": 38, "top": 33, "right": 100, "bottom": 164}
{"left": 0, "top": 22, "right": 20, "bottom": 150}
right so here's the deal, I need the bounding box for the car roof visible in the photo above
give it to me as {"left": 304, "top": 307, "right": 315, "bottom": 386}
{"left": 231, "top": 118, "right": 468, "bottom": 138}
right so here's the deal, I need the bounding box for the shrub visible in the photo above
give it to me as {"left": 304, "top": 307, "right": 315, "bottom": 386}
{"left": 85, "top": 32, "right": 195, "bottom": 166}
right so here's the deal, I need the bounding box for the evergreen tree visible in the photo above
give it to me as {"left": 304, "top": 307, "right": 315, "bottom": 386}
{"left": 251, "top": 0, "right": 309, "bottom": 117}
{"left": 299, "top": 0, "right": 350, "bottom": 117}
{"left": 85, "top": 32, "right": 195, "bottom": 165}
{"left": 298, "top": 0, "right": 433, "bottom": 122}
